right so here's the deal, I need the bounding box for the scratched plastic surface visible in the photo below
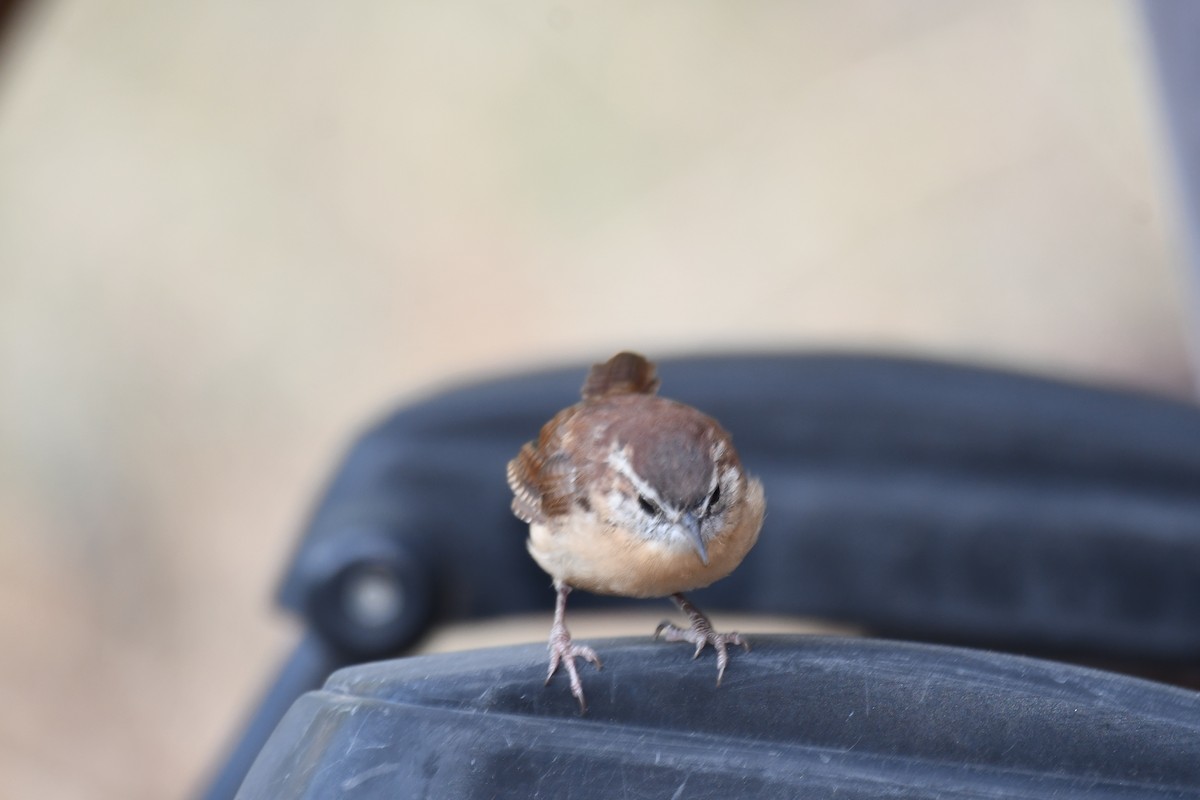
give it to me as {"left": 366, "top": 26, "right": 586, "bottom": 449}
{"left": 215, "top": 354, "right": 1200, "bottom": 800}
{"left": 235, "top": 636, "right": 1200, "bottom": 799}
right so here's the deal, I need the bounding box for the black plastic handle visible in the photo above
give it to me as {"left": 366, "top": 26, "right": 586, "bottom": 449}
{"left": 279, "top": 353, "right": 1200, "bottom": 661}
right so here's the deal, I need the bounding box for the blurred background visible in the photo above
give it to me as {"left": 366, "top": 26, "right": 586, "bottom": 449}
{"left": 0, "top": 1, "right": 1194, "bottom": 797}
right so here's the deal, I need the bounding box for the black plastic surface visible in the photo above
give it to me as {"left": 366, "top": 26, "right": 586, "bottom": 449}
{"left": 201, "top": 634, "right": 346, "bottom": 800}
{"left": 236, "top": 636, "right": 1200, "bottom": 799}
{"left": 206, "top": 353, "right": 1200, "bottom": 799}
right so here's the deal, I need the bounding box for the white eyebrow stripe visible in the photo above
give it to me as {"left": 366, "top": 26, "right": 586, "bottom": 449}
{"left": 607, "top": 446, "right": 670, "bottom": 510}
{"left": 708, "top": 441, "right": 728, "bottom": 492}
{"left": 719, "top": 465, "right": 741, "bottom": 500}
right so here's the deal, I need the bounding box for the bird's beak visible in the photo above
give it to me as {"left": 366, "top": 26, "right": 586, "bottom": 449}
{"left": 675, "top": 512, "right": 709, "bottom": 565}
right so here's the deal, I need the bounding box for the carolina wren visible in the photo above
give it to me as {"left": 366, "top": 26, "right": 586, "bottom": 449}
{"left": 507, "top": 351, "right": 765, "bottom": 711}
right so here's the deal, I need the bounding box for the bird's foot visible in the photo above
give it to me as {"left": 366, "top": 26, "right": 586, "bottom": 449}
{"left": 546, "top": 621, "right": 602, "bottom": 712}
{"left": 654, "top": 594, "right": 749, "bottom": 686}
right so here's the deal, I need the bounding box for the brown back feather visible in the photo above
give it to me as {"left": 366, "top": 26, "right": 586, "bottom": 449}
{"left": 509, "top": 353, "right": 661, "bottom": 526}
{"left": 506, "top": 443, "right": 545, "bottom": 524}
{"left": 506, "top": 409, "right": 581, "bottom": 524}
{"left": 581, "top": 351, "right": 659, "bottom": 400}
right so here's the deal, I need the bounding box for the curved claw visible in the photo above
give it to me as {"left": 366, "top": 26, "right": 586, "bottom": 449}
{"left": 545, "top": 582, "right": 602, "bottom": 712}
{"left": 654, "top": 594, "right": 749, "bottom": 686}
{"left": 546, "top": 634, "right": 602, "bottom": 711}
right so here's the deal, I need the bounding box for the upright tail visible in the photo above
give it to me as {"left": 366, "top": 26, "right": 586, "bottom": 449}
{"left": 581, "top": 351, "right": 660, "bottom": 400}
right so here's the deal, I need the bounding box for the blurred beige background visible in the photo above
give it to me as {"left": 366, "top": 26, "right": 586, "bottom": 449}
{"left": 0, "top": 1, "right": 1193, "bottom": 797}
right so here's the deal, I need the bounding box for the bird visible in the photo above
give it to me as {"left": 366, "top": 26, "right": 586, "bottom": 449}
{"left": 507, "top": 351, "right": 765, "bottom": 711}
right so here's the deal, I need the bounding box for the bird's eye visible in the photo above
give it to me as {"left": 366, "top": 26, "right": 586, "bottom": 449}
{"left": 704, "top": 484, "right": 721, "bottom": 515}
{"left": 637, "top": 495, "right": 660, "bottom": 516}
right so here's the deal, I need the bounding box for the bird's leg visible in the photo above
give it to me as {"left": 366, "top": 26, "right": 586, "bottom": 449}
{"left": 654, "top": 593, "right": 749, "bottom": 686}
{"left": 545, "top": 581, "right": 602, "bottom": 712}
